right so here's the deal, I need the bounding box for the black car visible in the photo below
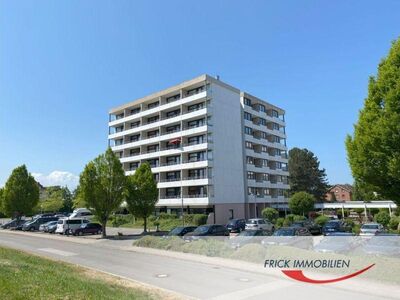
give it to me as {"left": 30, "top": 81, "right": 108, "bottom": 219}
{"left": 292, "top": 220, "right": 321, "bottom": 235}
{"left": 226, "top": 219, "right": 246, "bottom": 233}
{"left": 167, "top": 226, "right": 197, "bottom": 237}
{"left": 71, "top": 223, "right": 102, "bottom": 236}
{"left": 1, "top": 219, "right": 26, "bottom": 230}
{"left": 22, "top": 217, "right": 59, "bottom": 231}
{"left": 184, "top": 225, "right": 229, "bottom": 241}
{"left": 322, "top": 220, "right": 352, "bottom": 235}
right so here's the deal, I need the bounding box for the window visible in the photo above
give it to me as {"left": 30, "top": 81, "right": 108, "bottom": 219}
{"left": 259, "top": 118, "right": 266, "bottom": 126}
{"left": 166, "top": 171, "right": 180, "bottom": 181}
{"left": 244, "top": 126, "right": 253, "bottom": 135}
{"left": 188, "top": 151, "right": 206, "bottom": 162}
{"left": 129, "top": 148, "right": 140, "bottom": 156}
{"left": 116, "top": 113, "right": 124, "bottom": 120}
{"left": 272, "top": 123, "right": 280, "bottom": 130}
{"left": 259, "top": 104, "right": 266, "bottom": 112}
{"left": 186, "top": 86, "right": 205, "bottom": 96}
{"left": 244, "top": 97, "right": 252, "bottom": 106}
{"left": 147, "top": 159, "right": 159, "bottom": 168}
{"left": 247, "top": 171, "right": 255, "bottom": 180}
{"left": 187, "top": 118, "right": 205, "bottom": 128}
{"left": 147, "top": 115, "right": 159, "bottom": 124}
{"left": 166, "top": 156, "right": 180, "bottom": 165}
{"left": 246, "top": 156, "right": 254, "bottom": 165}
{"left": 188, "top": 103, "right": 204, "bottom": 112}
{"left": 130, "top": 107, "right": 140, "bottom": 115}
{"left": 166, "top": 125, "right": 180, "bottom": 134}
{"left": 166, "top": 109, "right": 180, "bottom": 119}
{"left": 147, "top": 144, "right": 159, "bottom": 153}
{"left": 248, "top": 187, "right": 255, "bottom": 195}
{"left": 115, "top": 139, "right": 123, "bottom": 146}
{"left": 188, "top": 169, "right": 206, "bottom": 179}
{"left": 270, "top": 110, "right": 279, "bottom": 118}
{"left": 147, "top": 101, "right": 159, "bottom": 109}
{"left": 261, "top": 146, "right": 268, "bottom": 153}
{"left": 130, "top": 134, "right": 140, "bottom": 142}
{"left": 188, "top": 186, "right": 207, "bottom": 197}
{"left": 261, "top": 159, "right": 268, "bottom": 167}
{"left": 260, "top": 131, "right": 268, "bottom": 139}
{"left": 129, "top": 162, "right": 139, "bottom": 171}
{"left": 166, "top": 94, "right": 180, "bottom": 103}
{"left": 130, "top": 121, "right": 140, "bottom": 128}
{"left": 245, "top": 141, "right": 253, "bottom": 149}
{"left": 147, "top": 130, "right": 159, "bottom": 138}
{"left": 188, "top": 135, "right": 205, "bottom": 145}
{"left": 166, "top": 187, "right": 180, "bottom": 197}
{"left": 244, "top": 112, "right": 252, "bottom": 121}
{"left": 115, "top": 126, "right": 123, "bottom": 133}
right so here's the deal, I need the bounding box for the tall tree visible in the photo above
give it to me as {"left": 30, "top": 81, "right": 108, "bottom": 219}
{"left": 126, "top": 162, "right": 158, "bottom": 232}
{"left": 78, "top": 148, "right": 126, "bottom": 237}
{"left": 289, "top": 192, "right": 315, "bottom": 216}
{"left": 40, "top": 189, "right": 64, "bottom": 212}
{"left": 61, "top": 187, "right": 74, "bottom": 213}
{"left": 0, "top": 188, "right": 4, "bottom": 216}
{"left": 352, "top": 181, "right": 377, "bottom": 201}
{"left": 346, "top": 38, "right": 400, "bottom": 205}
{"left": 288, "top": 148, "right": 329, "bottom": 200}
{"left": 2, "top": 165, "right": 39, "bottom": 220}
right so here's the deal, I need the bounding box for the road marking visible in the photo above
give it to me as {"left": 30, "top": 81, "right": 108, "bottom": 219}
{"left": 238, "top": 278, "right": 250, "bottom": 282}
{"left": 155, "top": 274, "right": 169, "bottom": 278}
{"left": 207, "top": 280, "right": 294, "bottom": 300}
{"left": 38, "top": 248, "right": 78, "bottom": 257}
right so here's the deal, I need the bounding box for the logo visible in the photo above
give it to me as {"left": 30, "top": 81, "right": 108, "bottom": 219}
{"left": 264, "top": 259, "right": 375, "bottom": 284}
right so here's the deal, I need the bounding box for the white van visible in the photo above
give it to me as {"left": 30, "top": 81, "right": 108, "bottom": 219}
{"left": 56, "top": 218, "right": 89, "bottom": 235}
{"left": 69, "top": 208, "right": 93, "bottom": 220}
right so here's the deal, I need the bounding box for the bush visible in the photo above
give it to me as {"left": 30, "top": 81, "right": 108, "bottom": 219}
{"left": 289, "top": 192, "right": 315, "bottom": 215}
{"left": 352, "top": 224, "right": 361, "bottom": 235}
{"left": 192, "top": 214, "right": 208, "bottom": 226}
{"left": 293, "top": 215, "right": 306, "bottom": 222}
{"left": 374, "top": 211, "right": 391, "bottom": 227}
{"left": 389, "top": 216, "right": 400, "bottom": 231}
{"left": 275, "top": 218, "right": 285, "bottom": 228}
{"left": 133, "top": 236, "right": 185, "bottom": 251}
{"left": 314, "top": 215, "right": 329, "bottom": 227}
{"left": 110, "top": 214, "right": 134, "bottom": 227}
{"left": 261, "top": 208, "right": 279, "bottom": 222}
{"left": 181, "top": 239, "right": 234, "bottom": 257}
{"left": 344, "top": 218, "right": 355, "bottom": 228}
{"left": 158, "top": 213, "right": 178, "bottom": 220}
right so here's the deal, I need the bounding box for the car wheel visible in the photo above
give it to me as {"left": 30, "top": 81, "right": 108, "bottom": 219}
{"left": 78, "top": 231, "right": 83, "bottom": 236}
{"left": 30, "top": 227, "right": 34, "bottom": 232}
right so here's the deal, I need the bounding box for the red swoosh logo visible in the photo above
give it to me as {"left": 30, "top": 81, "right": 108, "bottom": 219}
{"left": 281, "top": 264, "right": 375, "bottom": 284}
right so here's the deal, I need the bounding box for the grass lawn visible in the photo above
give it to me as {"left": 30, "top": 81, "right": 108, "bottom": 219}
{"left": 0, "top": 247, "right": 163, "bottom": 300}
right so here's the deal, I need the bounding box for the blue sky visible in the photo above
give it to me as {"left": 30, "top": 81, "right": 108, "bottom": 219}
{"left": 1, "top": 1, "right": 399, "bottom": 189}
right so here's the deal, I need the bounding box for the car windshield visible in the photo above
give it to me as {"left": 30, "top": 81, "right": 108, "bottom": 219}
{"left": 325, "top": 222, "right": 339, "bottom": 228}
{"left": 169, "top": 227, "right": 184, "bottom": 235}
{"left": 227, "top": 220, "right": 239, "bottom": 225}
{"left": 362, "top": 224, "right": 379, "bottom": 230}
{"left": 193, "top": 226, "right": 210, "bottom": 234}
{"left": 273, "top": 229, "right": 294, "bottom": 236}
{"left": 248, "top": 220, "right": 259, "bottom": 224}
{"left": 57, "top": 220, "right": 63, "bottom": 224}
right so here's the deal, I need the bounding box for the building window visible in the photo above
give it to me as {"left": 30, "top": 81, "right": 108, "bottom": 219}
{"left": 244, "top": 97, "right": 252, "bottom": 106}
{"left": 147, "top": 130, "right": 159, "bottom": 138}
{"left": 147, "top": 101, "right": 159, "bottom": 109}
{"left": 259, "top": 118, "right": 266, "bottom": 126}
{"left": 259, "top": 105, "right": 266, "bottom": 112}
{"left": 147, "top": 144, "right": 159, "bottom": 153}
{"left": 166, "top": 187, "right": 180, "bottom": 198}
{"left": 270, "top": 110, "right": 279, "bottom": 118}
{"left": 116, "top": 113, "right": 124, "bottom": 120}
{"left": 130, "top": 134, "right": 140, "bottom": 142}
{"left": 245, "top": 141, "right": 253, "bottom": 149}
{"left": 166, "top": 109, "right": 180, "bottom": 119}
{"left": 246, "top": 156, "right": 254, "bottom": 165}
{"left": 115, "top": 139, "right": 123, "bottom": 146}
{"left": 129, "top": 148, "right": 140, "bottom": 156}
{"left": 186, "top": 86, "right": 205, "bottom": 96}
{"left": 166, "top": 171, "right": 180, "bottom": 181}
{"left": 147, "top": 115, "right": 159, "bottom": 124}
{"left": 115, "top": 126, "right": 123, "bottom": 133}
{"left": 244, "top": 112, "right": 252, "bottom": 121}
{"left": 188, "top": 169, "right": 206, "bottom": 179}
{"left": 130, "top": 107, "right": 140, "bottom": 115}
{"left": 166, "top": 125, "right": 180, "bottom": 134}
{"left": 247, "top": 171, "right": 255, "bottom": 180}
{"left": 130, "top": 121, "right": 140, "bottom": 128}
{"left": 147, "top": 158, "right": 159, "bottom": 168}
{"left": 261, "top": 146, "right": 268, "bottom": 153}
{"left": 129, "top": 162, "right": 139, "bottom": 171}
{"left": 166, "top": 94, "right": 180, "bottom": 103}
{"left": 188, "top": 135, "right": 205, "bottom": 145}
{"left": 166, "top": 155, "right": 180, "bottom": 165}
{"left": 187, "top": 118, "right": 205, "bottom": 128}
{"left": 188, "top": 103, "right": 204, "bottom": 112}
{"left": 244, "top": 126, "right": 253, "bottom": 135}
{"left": 188, "top": 151, "right": 206, "bottom": 162}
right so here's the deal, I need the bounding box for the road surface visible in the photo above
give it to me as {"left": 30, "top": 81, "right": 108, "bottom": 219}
{"left": 0, "top": 231, "right": 397, "bottom": 300}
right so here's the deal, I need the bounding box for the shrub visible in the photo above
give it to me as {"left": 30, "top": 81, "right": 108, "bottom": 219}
{"left": 181, "top": 239, "right": 234, "bottom": 257}
{"left": 158, "top": 213, "right": 178, "bottom": 220}
{"left": 374, "top": 211, "right": 391, "bottom": 227}
{"left": 293, "top": 215, "right": 306, "bottom": 222}
{"left": 344, "top": 218, "right": 355, "bottom": 228}
{"left": 352, "top": 224, "right": 361, "bottom": 235}
{"left": 289, "top": 192, "right": 315, "bottom": 215}
{"left": 389, "top": 216, "right": 400, "bottom": 231}
{"left": 261, "top": 208, "right": 279, "bottom": 222}
{"left": 275, "top": 218, "right": 285, "bottom": 228}
{"left": 314, "top": 215, "right": 329, "bottom": 227}
{"left": 193, "top": 214, "right": 208, "bottom": 226}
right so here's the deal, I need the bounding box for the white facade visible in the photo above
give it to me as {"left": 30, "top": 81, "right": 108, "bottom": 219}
{"left": 108, "top": 75, "right": 289, "bottom": 223}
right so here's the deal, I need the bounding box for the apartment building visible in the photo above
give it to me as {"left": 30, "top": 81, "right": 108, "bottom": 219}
{"left": 108, "top": 74, "right": 289, "bottom": 223}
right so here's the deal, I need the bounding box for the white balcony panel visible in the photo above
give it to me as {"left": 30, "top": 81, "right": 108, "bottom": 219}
{"left": 111, "top": 125, "right": 208, "bottom": 151}
{"left": 109, "top": 91, "right": 208, "bottom": 127}
{"left": 157, "top": 197, "right": 210, "bottom": 206}
{"left": 153, "top": 160, "right": 210, "bottom": 173}
{"left": 108, "top": 107, "right": 208, "bottom": 139}
{"left": 157, "top": 178, "right": 210, "bottom": 189}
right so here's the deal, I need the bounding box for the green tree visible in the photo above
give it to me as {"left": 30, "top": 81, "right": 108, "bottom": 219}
{"left": 61, "top": 187, "right": 73, "bottom": 213}
{"left": 346, "top": 39, "right": 400, "bottom": 206}
{"left": 0, "top": 188, "right": 4, "bottom": 217}
{"left": 289, "top": 192, "right": 315, "bottom": 216}
{"left": 288, "top": 148, "right": 329, "bottom": 200}
{"left": 126, "top": 162, "right": 158, "bottom": 232}
{"left": 352, "top": 181, "right": 377, "bottom": 201}
{"left": 261, "top": 207, "right": 279, "bottom": 222}
{"left": 314, "top": 215, "right": 329, "bottom": 227}
{"left": 374, "top": 211, "right": 391, "bottom": 227}
{"left": 2, "top": 165, "right": 39, "bottom": 220}
{"left": 78, "top": 148, "right": 126, "bottom": 237}
{"left": 40, "top": 189, "right": 64, "bottom": 212}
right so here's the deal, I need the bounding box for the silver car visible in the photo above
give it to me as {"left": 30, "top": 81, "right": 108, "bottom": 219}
{"left": 360, "top": 223, "right": 384, "bottom": 236}
{"left": 245, "top": 218, "right": 274, "bottom": 231}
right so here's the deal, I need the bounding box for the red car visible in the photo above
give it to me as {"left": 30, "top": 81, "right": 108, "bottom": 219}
{"left": 71, "top": 223, "right": 102, "bottom": 236}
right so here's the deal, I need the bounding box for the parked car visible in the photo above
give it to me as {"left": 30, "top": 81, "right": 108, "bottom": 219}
{"left": 39, "top": 221, "right": 58, "bottom": 232}
{"left": 46, "top": 221, "right": 58, "bottom": 234}
{"left": 245, "top": 219, "right": 274, "bottom": 231}
{"left": 261, "top": 227, "right": 312, "bottom": 249}
{"left": 69, "top": 208, "right": 93, "bottom": 220}
{"left": 360, "top": 235, "right": 400, "bottom": 257}
{"left": 70, "top": 223, "right": 102, "bottom": 236}
{"left": 314, "top": 232, "right": 361, "bottom": 254}
{"left": 360, "top": 223, "right": 384, "bottom": 236}
{"left": 56, "top": 218, "right": 89, "bottom": 235}
{"left": 1, "top": 219, "right": 25, "bottom": 229}
{"left": 184, "top": 225, "right": 229, "bottom": 241}
{"left": 22, "top": 217, "right": 59, "bottom": 231}
{"left": 10, "top": 220, "right": 30, "bottom": 231}
{"left": 167, "top": 226, "right": 197, "bottom": 237}
{"left": 322, "top": 220, "right": 352, "bottom": 235}
{"left": 226, "top": 219, "right": 246, "bottom": 233}
{"left": 229, "top": 229, "right": 272, "bottom": 249}
{"left": 291, "top": 220, "right": 321, "bottom": 235}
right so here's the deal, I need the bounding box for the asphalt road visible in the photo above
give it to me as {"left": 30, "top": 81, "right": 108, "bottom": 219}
{"left": 0, "top": 231, "right": 397, "bottom": 300}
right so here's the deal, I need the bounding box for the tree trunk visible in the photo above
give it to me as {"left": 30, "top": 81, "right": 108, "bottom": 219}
{"left": 101, "top": 220, "right": 107, "bottom": 238}
{"left": 143, "top": 217, "right": 147, "bottom": 233}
